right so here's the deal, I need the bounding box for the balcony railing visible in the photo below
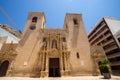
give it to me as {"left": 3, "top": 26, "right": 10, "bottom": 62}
{"left": 95, "top": 33, "right": 111, "bottom": 45}
{"left": 107, "top": 52, "right": 120, "bottom": 59}
{"left": 110, "top": 61, "right": 120, "bottom": 66}
{"left": 112, "top": 70, "right": 120, "bottom": 75}
{"left": 102, "top": 39, "right": 114, "bottom": 47}
{"left": 90, "top": 28, "right": 109, "bottom": 44}
{"left": 105, "top": 45, "right": 118, "bottom": 53}
{"left": 89, "top": 23, "right": 106, "bottom": 40}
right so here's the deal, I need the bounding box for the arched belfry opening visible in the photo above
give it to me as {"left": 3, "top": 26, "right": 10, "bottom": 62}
{"left": 32, "top": 17, "right": 37, "bottom": 23}
{"left": 0, "top": 60, "right": 9, "bottom": 77}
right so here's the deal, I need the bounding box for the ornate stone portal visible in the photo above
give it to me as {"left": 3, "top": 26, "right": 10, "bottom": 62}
{"left": 38, "top": 33, "right": 70, "bottom": 77}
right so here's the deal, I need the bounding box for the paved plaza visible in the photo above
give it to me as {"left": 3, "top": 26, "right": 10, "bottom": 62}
{"left": 0, "top": 76, "right": 120, "bottom": 80}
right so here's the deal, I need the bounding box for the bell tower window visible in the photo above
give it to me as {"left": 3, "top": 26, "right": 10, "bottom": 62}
{"left": 32, "top": 17, "right": 37, "bottom": 23}
{"left": 73, "top": 19, "right": 78, "bottom": 25}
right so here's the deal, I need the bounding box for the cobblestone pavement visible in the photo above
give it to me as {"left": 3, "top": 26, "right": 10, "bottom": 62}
{"left": 0, "top": 76, "right": 120, "bottom": 80}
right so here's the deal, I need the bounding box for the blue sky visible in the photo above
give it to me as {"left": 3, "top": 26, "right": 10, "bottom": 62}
{"left": 0, "top": 0, "right": 120, "bottom": 34}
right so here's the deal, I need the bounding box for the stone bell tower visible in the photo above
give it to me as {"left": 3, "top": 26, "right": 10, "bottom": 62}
{"left": 11, "top": 12, "right": 46, "bottom": 77}
{"left": 64, "top": 13, "right": 93, "bottom": 75}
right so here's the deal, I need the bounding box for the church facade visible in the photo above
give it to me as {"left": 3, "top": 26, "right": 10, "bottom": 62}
{"left": 2, "top": 12, "right": 94, "bottom": 77}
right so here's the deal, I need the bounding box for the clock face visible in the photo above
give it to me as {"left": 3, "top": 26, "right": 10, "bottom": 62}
{"left": 30, "top": 26, "right": 36, "bottom": 30}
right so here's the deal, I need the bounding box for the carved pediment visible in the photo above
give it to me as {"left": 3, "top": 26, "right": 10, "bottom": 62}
{"left": 49, "top": 49, "right": 59, "bottom": 58}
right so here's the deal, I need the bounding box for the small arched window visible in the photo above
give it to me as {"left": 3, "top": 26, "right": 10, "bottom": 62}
{"left": 76, "top": 52, "right": 80, "bottom": 59}
{"left": 32, "top": 17, "right": 37, "bottom": 23}
{"left": 66, "top": 24, "right": 68, "bottom": 29}
{"left": 52, "top": 40, "right": 57, "bottom": 49}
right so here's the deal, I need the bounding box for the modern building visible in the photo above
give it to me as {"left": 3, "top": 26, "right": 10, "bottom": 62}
{"left": 0, "top": 24, "right": 21, "bottom": 49}
{"left": 88, "top": 17, "right": 120, "bottom": 75}
{"left": 114, "top": 30, "right": 120, "bottom": 49}
{"left": 0, "top": 12, "right": 94, "bottom": 77}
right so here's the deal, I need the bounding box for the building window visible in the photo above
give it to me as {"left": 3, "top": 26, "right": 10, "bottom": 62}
{"left": 76, "top": 52, "right": 79, "bottom": 59}
{"left": 118, "top": 37, "right": 120, "bottom": 43}
{"left": 73, "top": 19, "right": 78, "bottom": 25}
{"left": 32, "top": 17, "right": 37, "bottom": 23}
{"left": 30, "top": 26, "right": 36, "bottom": 30}
{"left": 62, "top": 37, "right": 66, "bottom": 42}
{"left": 66, "top": 24, "right": 68, "bottom": 29}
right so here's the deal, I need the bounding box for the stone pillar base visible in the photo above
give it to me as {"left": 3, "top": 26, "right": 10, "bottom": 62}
{"left": 61, "top": 70, "right": 70, "bottom": 76}
{"left": 6, "top": 70, "right": 12, "bottom": 77}
{"left": 40, "top": 71, "right": 48, "bottom": 77}
{"left": 60, "top": 70, "right": 64, "bottom": 76}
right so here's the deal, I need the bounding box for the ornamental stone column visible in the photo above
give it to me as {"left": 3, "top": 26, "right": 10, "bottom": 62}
{"left": 45, "top": 52, "right": 48, "bottom": 77}
{"left": 64, "top": 53, "right": 67, "bottom": 71}
{"left": 41, "top": 53, "right": 45, "bottom": 71}
{"left": 60, "top": 52, "right": 63, "bottom": 76}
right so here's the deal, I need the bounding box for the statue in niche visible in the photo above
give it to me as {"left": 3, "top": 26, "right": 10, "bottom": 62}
{"left": 52, "top": 40, "right": 57, "bottom": 49}
{"left": 43, "top": 41, "right": 47, "bottom": 50}
{"left": 42, "top": 38, "right": 47, "bottom": 50}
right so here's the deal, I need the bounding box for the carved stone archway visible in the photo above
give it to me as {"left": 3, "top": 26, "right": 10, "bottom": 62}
{"left": 0, "top": 60, "right": 9, "bottom": 77}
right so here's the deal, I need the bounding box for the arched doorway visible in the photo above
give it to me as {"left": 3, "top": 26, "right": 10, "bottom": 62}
{"left": 0, "top": 60, "right": 9, "bottom": 77}
{"left": 32, "top": 17, "right": 37, "bottom": 23}
{"left": 49, "top": 58, "right": 60, "bottom": 77}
